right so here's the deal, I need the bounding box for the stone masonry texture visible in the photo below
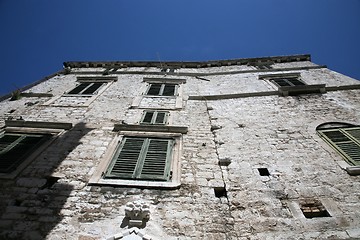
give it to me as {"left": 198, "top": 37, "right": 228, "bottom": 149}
{"left": 0, "top": 55, "right": 360, "bottom": 240}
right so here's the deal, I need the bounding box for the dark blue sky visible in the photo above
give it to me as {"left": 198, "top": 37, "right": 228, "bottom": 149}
{"left": 1, "top": 0, "right": 359, "bottom": 96}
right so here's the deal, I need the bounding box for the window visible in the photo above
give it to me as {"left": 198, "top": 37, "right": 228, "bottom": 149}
{"left": 141, "top": 110, "right": 169, "bottom": 125}
{"left": 0, "top": 133, "right": 51, "bottom": 173}
{"left": 259, "top": 73, "right": 326, "bottom": 96}
{"left": 67, "top": 82, "right": 106, "bottom": 95}
{"left": 44, "top": 76, "right": 116, "bottom": 107}
{"left": 300, "top": 199, "right": 331, "bottom": 218}
{"left": 89, "top": 126, "right": 186, "bottom": 188}
{"left": 161, "top": 68, "right": 176, "bottom": 73}
{"left": 105, "top": 137, "right": 174, "bottom": 181}
{"left": 317, "top": 122, "right": 360, "bottom": 167}
{"left": 146, "top": 83, "right": 177, "bottom": 96}
{"left": 1, "top": 120, "right": 72, "bottom": 179}
{"left": 271, "top": 77, "right": 305, "bottom": 87}
{"left": 257, "top": 64, "right": 272, "bottom": 70}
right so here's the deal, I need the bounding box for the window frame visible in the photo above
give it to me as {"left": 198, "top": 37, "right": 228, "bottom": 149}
{"left": 89, "top": 131, "right": 183, "bottom": 188}
{"left": 104, "top": 137, "right": 174, "bottom": 181}
{"left": 259, "top": 73, "right": 326, "bottom": 96}
{"left": 43, "top": 76, "right": 116, "bottom": 107}
{"left": 140, "top": 110, "right": 169, "bottom": 125}
{"left": 317, "top": 123, "right": 360, "bottom": 174}
{"left": 131, "top": 77, "right": 186, "bottom": 110}
{"left": 0, "top": 120, "right": 71, "bottom": 179}
{"left": 145, "top": 83, "right": 178, "bottom": 97}
{"left": 65, "top": 82, "right": 107, "bottom": 96}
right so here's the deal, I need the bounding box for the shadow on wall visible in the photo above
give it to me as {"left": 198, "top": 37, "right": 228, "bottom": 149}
{"left": 0, "top": 122, "right": 93, "bottom": 239}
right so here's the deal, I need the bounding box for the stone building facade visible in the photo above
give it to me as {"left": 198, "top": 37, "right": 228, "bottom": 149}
{"left": 0, "top": 54, "right": 360, "bottom": 239}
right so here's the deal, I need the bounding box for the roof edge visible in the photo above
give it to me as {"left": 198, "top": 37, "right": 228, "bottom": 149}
{"left": 63, "top": 54, "right": 311, "bottom": 69}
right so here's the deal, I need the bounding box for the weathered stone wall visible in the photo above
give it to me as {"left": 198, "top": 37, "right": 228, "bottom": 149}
{"left": 0, "top": 57, "right": 360, "bottom": 239}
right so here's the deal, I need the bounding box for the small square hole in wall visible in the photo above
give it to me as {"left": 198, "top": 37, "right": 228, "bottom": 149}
{"left": 258, "top": 168, "right": 270, "bottom": 176}
{"left": 214, "top": 186, "right": 227, "bottom": 198}
{"left": 300, "top": 199, "right": 331, "bottom": 218}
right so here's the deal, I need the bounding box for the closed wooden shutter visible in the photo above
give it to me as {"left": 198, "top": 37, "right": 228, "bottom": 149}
{"left": 0, "top": 133, "right": 50, "bottom": 173}
{"left": 105, "top": 137, "right": 173, "bottom": 181}
{"left": 139, "top": 139, "right": 173, "bottom": 180}
{"left": 318, "top": 127, "right": 360, "bottom": 166}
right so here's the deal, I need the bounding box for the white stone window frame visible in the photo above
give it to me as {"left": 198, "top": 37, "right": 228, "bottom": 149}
{"left": 131, "top": 77, "right": 186, "bottom": 110}
{"left": 0, "top": 120, "right": 72, "bottom": 179}
{"left": 259, "top": 73, "right": 326, "bottom": 96}
{"left": 89, "top": 129, "right": 184, "bottom": 189}
{"left": 43, "top": 76, "right": 116, "bottom": 107}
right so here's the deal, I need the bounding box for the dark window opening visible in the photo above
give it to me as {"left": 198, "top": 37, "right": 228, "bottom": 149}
{"left": 0, "top": 133, "right": 51, "bottom": 173}
{"left": 147, "top": 84, "right": 162, "bottom": 95}
{"left": 68, "top": 82, "right": 105, "bottom": 95}
{"left": 146, "top": 83, "right": 177, "bottom": 96}
{"left": 300, "top": 199, "right": 331, "bottom": 218}
{"left": 258, "top": 168, "right": 270, "bottom": 176}
{"left": 141, "top": 111, "right": 168, "bottom": 125}
{"left": 214, "top": 186, "right": 227, "bottom": 198}
{"left": 271, "top": 78, "right": 305, "bottom": 87}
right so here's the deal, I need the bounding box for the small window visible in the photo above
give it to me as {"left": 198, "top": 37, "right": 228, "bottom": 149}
{"left": 67, "top": 82, "right": 106, "bottom": 95}
{"left": 0, "top": 133, "right": 51, "bottom": 173}
{"left": 300, "top": 199, "right": 331, "bottom": 218}
{"left": 105, "top": 137, "right": 174, "bottom": 181}
{"left": 257, "top": 64, "right": 272, "bottom": 70}
{"left": 260, "top": 73, "right": 326, "bottom": 96}
{"left": 141, "top": 111, "right": 169, "bottom": 125}
{"left": 161, "top": 68, "right": 175, "bottom": 73}
{"left": 317, "top": 122, "right": 360, "bottom": 166}
{"left": 146, "top": 83, "right": 177, "bottom": 96}
{"left": 271, "top": 77, "right": 306, "bottom": 87}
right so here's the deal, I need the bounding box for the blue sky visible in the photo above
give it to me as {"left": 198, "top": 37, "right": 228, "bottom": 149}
{"left": 0, "top": 0, "right": 359, "bottom": 96}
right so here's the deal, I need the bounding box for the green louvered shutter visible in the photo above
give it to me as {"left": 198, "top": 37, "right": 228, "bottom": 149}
{"left": 0, "top": 133, "right": 50, "bottom": 173}
{"left": 105, "top": 137, "right": 145, "bottom": 179}
{"left": 105, "top": 137, "right": 173, "bottom": 181}
{"left": 319, "top": 127, "right": 360, "bottom": 166}
{"left": 139, "top": 139, "right": 173, "bottom": 181}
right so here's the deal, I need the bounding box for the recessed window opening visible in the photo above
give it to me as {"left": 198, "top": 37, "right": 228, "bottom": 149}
{"left": 300, "top": 199, "right": 331, "bottom": 218}
{"left": 146, "top": 83, "right": 177, "bottom": 96}
{"left": 68, "top": 82, "right": 106, "bottom": 95}
{"left": 0, "top": 133, "right": 51, "bottom": 173}
{"left": 141, "top": 111, "right": 169, "bottom": 125}
{"left": 258, "top": 168, "right": 270, "bottom": 176}
{"left": 214, "top": 186, "right": 227, "bottom": 198}
{"left": 271, "top": 78, "right": 305, "bottom": 87}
